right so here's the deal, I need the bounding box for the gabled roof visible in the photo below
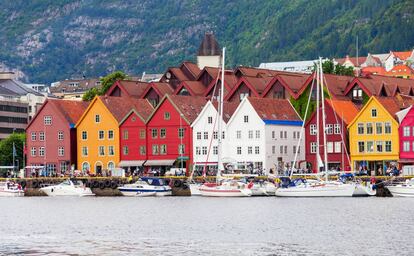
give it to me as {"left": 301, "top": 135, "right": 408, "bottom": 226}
{"left": 203, "top": 71, "right": 237, "bottom": 98}
{"left": 106, "top": 80, "right": 149, "bottom": 98}
{"left": 119, "top": 99, "right": 154, "bottom": 125}
{"left": 247, "top": 97, "right": 301, "bottom": 121}
{"left": 141, "top": 82, "right": 174, "bottom": 98}
{"left": 180, "top": 61, "right": 201, "bottom": 79}
{"left": 198, "top": 33, "right": 221, "bottom": 56}
{"left": 386, "top": 64, "right": 414, "bottom": 76}
{"left": 326, "top": 99, "right": 359, "bottom": 125}
{"left": 26, "top": 99, "right": 89, "bottom": 130}
{"left": 335, "top": 56, "right": 367, "bottom": 66}
{"left": 345, "top": 75, "right": 414, "bottom": 97}
{"left": 391, "top": 51, "right": 412, "bottom": 61}
{"left": 0, "top": 79, "right": 43, "bottom": 96}
{"left": 361, "top": 66, "right": 386, "bottom": 76}
{"left": 211, "top": 100, "right": 240, "bottom": 123}
{"left": 174, "top": 81, "right": 206, "bottom": 96}
{"left": 224, "top": 76, "right": 270, "bottom": 100}
{"left": 196, "top": 66, "right": 221, "bottom": 81}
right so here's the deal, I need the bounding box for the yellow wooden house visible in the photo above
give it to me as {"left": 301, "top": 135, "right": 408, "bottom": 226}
{"left": 348, "top": 96, "right": 400, "bottom": 175}
{"left": 75, "top": 96, "right": 137, "bottom": 174}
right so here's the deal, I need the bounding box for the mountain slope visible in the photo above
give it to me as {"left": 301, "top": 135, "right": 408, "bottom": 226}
{"left": 0, "top": 0, "right": 413, "bottom": 83}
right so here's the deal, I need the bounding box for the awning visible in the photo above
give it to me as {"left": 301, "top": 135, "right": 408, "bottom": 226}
{"left": 144, "top": 159, "right": 176, "bottom": 166}
{"left": 118, "top": 160, "right": 146, "bottom": 167}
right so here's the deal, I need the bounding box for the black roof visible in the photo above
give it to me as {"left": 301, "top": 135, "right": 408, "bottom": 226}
{"left": 197, "top": 33, "right": 221, "bottom": 56}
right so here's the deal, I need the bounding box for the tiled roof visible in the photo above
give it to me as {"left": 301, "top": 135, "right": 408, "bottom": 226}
{"left": 326, "top": 99, "right": 359, "bottom": 125}
{"left": 392, "top": 51, "right": 412, "bottom": 60}
{"left": 357, "top": 75, "right": 414, "bottom": 96}
{"left": 247, "top": 97, "right": 301, "bottom": 121}
{"left": 336, "top": 56, "right": 367, "bottom": 66}
{"left": 223, "top": 72, "right": 238, "bottom": 89}
{"left": 386, "top": 65, "right": 414, "bottom": 76}
{"left": 99, "top": 96, "right": 141, "bottom": 123}
{"left": 243, "top": 76, "right": 273, "bottom": 95}
{"left": 181, "top": 61, "right": 201, "bottom": 79}
{"left": 211, "top": 100, "right": 240, "bottom": 123}
{"left": 142, "top": 82, "right": 174, "bottom": 97}
{"left": 197, "top": 66, "right": 221, "bottom": 81}
{"left": 131, "top": 99, "right": 154, "bottom": 121}
{"left": 49, "top": 99, "right": 89, "bottom": 124}
{"left": 234, "top": 66, "right": 284, "bottom": 77}
{"left": 49, "top": 78, "right": 100, "bottom": 94}
{"left": 361, "top": 66, "right": 386, "bottom": 75}
{"left": 177, "top": 81, "right": 206, "bottom": 96}
{"left": 375, "top": 96, "right": 401, "bottom": 117}
{"left": 117, "top": 80, "right": 149, "bottom": 98}
{"left": 168, "top": 95, "right": 207, "bottom": 124}
{"left": 324, "top": 74, "right": 354, "bottom": 99}
{"left": 170, "top": 67, "right": 190, "bottom": 81}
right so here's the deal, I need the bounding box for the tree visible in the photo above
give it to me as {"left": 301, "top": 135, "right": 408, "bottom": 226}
{"left": 322, "top": 59, "right": 354, "bottom": 76}
{"left": 82, "top": 71, "right": 128, "bottom": 101}
{"left": 0, "top": 133, "right": 25, "bottom": 176}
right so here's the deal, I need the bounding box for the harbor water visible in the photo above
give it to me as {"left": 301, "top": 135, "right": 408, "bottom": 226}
{"left": 1, "top": 197, "right": 413, "bottom": 256}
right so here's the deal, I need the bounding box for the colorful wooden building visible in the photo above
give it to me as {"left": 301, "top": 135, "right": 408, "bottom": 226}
{"left": 26, "top": 99, "right": 88, "bottom": 175}
{"left": 397, "top": 106, "right": 414, "bottom": 166}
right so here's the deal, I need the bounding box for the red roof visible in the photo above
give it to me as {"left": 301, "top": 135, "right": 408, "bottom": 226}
{"left": 386, "top": 65, "right": 414, "bottom": 76}
{"left": 375, "top": 96, "right": 401, "bottom": 117}
{"left": 175, "top": 81, "right": 206, "bottom": 96}
{"left": 211, "top": 100, "right": 240, "bottom": 123}
{"left": 99, "top": 96, "right": 152, "bottom": 123}
{"left": 361, "top": 66, "right": 386, "bottom": 76}
{"left": 392, "top": 51, "right": 412, "bottom": 61}
{"left": 234, "top": 66, "right": 290, "bottom": 78}
{"left": 141, "top": 82, "right": 174, "bottom": 98}
{"left": 326, "top": 99, "right": 359, "bottom": 125}
{"left": 243, "top": 76, "right": 273, "bottom": 95}
{"left": 196, "top": 66, "right": 220, "bottom": 81}
{"left": 169, "top": 67, "right": 190, "bottom": 81}
{"left": 117, "top": 80, "right": 149, "bottom": 98}
{"left": 167, "top": 95, "right": 207, "bottom": 124}
{"left": 51, "top": 99, "right": 89, "bottom": 124}
{"left": 247, "top": 97, "right": 301, "bottom": 121}
{"left": 324, "top": 74, "right": 354, "bottom": 99}
{"left": 180, "top": 61, "right": 201, "bottom": 79}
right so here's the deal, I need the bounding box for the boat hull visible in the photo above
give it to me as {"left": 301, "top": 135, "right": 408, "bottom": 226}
{"left": 40, "top": 186, "right": 95, "bottom": 197}
{"left": 189, "top": 183, "right": 202, "bottom": 196}
{"left": 275, "top": 183, "right": 355, "bottom": 197}
{"left": 199, "top": 187, "right": 252, "bottom": 197}
{"left": 0, "top": 190, "right": 24, "bottom": 197}
{"left": 386, "top": 186, "right": 414, "bottom": 197}
{"left": 118, "top": 188, "right": 172, "bottom": 197}
{"left": 353, "top": 184, "right": 376, "bottom": 197}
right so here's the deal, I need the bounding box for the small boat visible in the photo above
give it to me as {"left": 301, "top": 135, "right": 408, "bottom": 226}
{"left": 0, "top": 180, "right": 24, "bottom": 197}
{"left": 353, "top": 183, "right": 376, "bottom": 196}
{"left": 189, "top": 182, "right": 202, "bottom": 196}
{"left": 117, "top": 177, "right": 172, "bottom": 197}
{"left": 275, "top": 178, "right": 355, "bottom": 197}
{"left": 250, "top": 181, "right": 276, "bottom": 196}
{"left": 386, "top": 178, "right": 414, "bottom": 197}
{"left": 40, "top": 179, "right": 95, "bottom": 197}
{"left": 199, "top": 180, "right": 252, "bottom": 197}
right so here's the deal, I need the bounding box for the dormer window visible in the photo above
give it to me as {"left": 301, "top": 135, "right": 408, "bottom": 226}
{"left": 352, "top": 87, "right": 363, "bottom": 101}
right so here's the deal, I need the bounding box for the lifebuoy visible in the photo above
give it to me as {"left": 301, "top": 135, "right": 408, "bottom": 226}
{"left": 92, "top": 180, "right": 99, "bottom": 188}
{"left": 181, "top": 183, "right": 189, "bottom": 190}
{"left": 174, "top": 179, "right": 182, "bottom": 188}
{"left": 19, "top": 180, "right": 27, "bottom": 189}
{"left": 110, "top": 180, "right": 118, "bottom": 189}
{"left": 104, "top": 180, "right": 111, "bottom": 188}
{"left": 32, "top": 180, "right": 39, "bottom": 188}
{"left": 99, "top": 182, "right": 106, "bottom": 190}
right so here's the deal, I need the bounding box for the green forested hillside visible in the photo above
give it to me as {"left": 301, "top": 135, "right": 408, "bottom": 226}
{"left": 0, "top": 0, "right": 413, "bottom": 83}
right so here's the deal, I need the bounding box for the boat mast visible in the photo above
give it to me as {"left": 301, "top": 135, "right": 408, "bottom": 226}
{"left": 320, "top": 57, "right": 329, "bottom": 181}
{"left": 217, "top": 47, "right": 225, "bottom": 178}
{"left": 316, "top": 59, "right": 320, "bottom": 174}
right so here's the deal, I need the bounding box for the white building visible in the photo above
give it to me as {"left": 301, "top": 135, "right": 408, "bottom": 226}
{"left": 191, "top": 100, "right": 239, "bottom": 174}
{"left": 226, "top": 97, "right": 305, "bottom": 174}
{"left": 259, "top": 60, "right": 317, "bottom": 73}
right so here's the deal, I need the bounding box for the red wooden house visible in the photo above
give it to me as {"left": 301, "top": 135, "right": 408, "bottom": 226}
{"left": 26, "top": 99, "right": 88, "bottom": 176}
{"left": 118, "top": 99, "right": 154, "bottom": 173}
{"left": 305, "top": 99, "right": 359, "bottom": 172}
{"left": 106, "top": 80, "right": 148, "bottom": 98}
{"left": 145, "top": 95, "right": 206, "bottom": 174}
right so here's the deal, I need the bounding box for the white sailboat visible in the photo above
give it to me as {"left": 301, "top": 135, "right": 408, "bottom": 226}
{"left": 199, "top": 47, "right": 252, "bottom": 197}
{"left": 275, "top": 58, "right": 355, "bottom": 197}
{"left": 386, "top": 178, "right": 414, "bottom": 197}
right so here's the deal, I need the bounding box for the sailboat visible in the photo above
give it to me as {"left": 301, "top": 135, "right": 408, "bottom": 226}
{"left": 199, "top": 47, "right": 252, "bottom": 197}
{"left": 275, "top": 58, "right": 355, "bottom": 197}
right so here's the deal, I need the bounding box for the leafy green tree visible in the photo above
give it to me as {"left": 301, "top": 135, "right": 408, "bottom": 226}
{"left": 322, "top": 60, "right": 335, "bottom": 74}
{"left": 322, "top": 59, "right": 354, "bottom": 76}
{"left": 0, "top": 133, "right": 25, "bottom": 176}
{"left": 82, "top": 71, "right": 128, "bottom": 101}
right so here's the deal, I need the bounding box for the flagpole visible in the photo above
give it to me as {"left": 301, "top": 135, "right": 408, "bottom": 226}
{"left": 13, "top": 142, "right": 15, "bottom": 174}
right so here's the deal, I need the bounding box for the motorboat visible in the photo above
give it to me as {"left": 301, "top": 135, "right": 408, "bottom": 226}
{"left": 353, "top": 183, "right": 376, "bottom": 196}
{"left": 0, "top": 180, "right": 24, "bottom": 197}
{"left": 40, "top": 179, "right": 95, "bottom": 196}
{"left": 189, "top": 182, "right": 202, "bottom": 196}
{"left": 275, "top": 178, "right": 355, "bottom": 197}
{"left": 117, "top": 177, "right": 172, "bottom": 197}
{"left": 199, "top": 180, "right": 252, "bottom": 197}
{"left": 250, "top": 181, "right": 276, "bottom": 196}
{"left": 386, "top": 178, "right": 414, "bottom": 197}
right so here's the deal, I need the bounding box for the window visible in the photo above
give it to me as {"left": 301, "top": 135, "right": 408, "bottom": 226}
{"left": 98, "top": 146, "right": 105, "bottom": 156}
{"left": 82, "top": 131, "right": 87, "bottom": 140}
{"left": 152, "top": 145, "right": 159, "bottom": 155}
{"left": 236, "top": 130, "right": 241, "bottom": 139}
{"left": 280, "top": 131, "right": 283, "bottom": 139}
{"left": 255, "top": 130, "right": 260, "bottom": 139}
{"left": 197, "top": 132, "right": 202, "bottom": 140}
{"left": 123, "top": 130, "right": 129, "bottom": 140}
{"left": 58, "top": 131, "right": 64, "bottom": 140}
{"left": 202, "top": 146, "right": 207, "bottom": 155}
{"left": 403, "top": 126, "right": 410, "bottom": 137}
{"left": 213, "top": 146, "right": 218, "bottom": 155}
{"left": 108, "top": 162, "right": 115, "bottom": 171}
{"left": 255, "top": 146, "right": 260, "bottom": 154}
{"left": 272, "top": 131, "right": 275, "bottom": 139}
{"left": 213, "top": 131, "right": 218, "bottom": 139}
{"left": 248, "top": 130, "right": 253, "bottom": 139}
{"left": 352, "top": 88, "right": 363, "bottom": 99}
{"left": 151, "top": 129, "right": 158, "bottom": 138}
{"left": 31, "top": 147, "right": 36, "bottom": 156}
{"left": 310, "top": 124, "right": 317, "bottom": 135}
{"left": 44, "top": 116, "right": 52, "bottom": 125}
{"left": 284, "top": 131, "right": 287, "bottom": 139}
{"left": 178, "top": 128, "right": 185, "bottom": 138}
{"left": 376, "top": 141, "right": 383, "bottom": 152}
{"left": 403, "top": 141, "right": 410, "bottom": 152}
{"left": 334, "top": 142, "right": 341, "bottom": 153}
{"left": 60, "top": 162, "right": 68, "bottom": 173}
{"left": 179, "top": 144, "right": 185, "bottom": 154}
{"left": 244, "top": 115, "right": 249, "bottom": 123}
{"left": 248, "top": 146, "right": 253, "bottom": 154}
{"left": 334, "top": 124, "right": 340, "bottom": 134}
{"left": 39, "top": 132, "right": 45, "bottom": 141}
{"left": 240, "top": 93, "right": 249, "bottom": 101}
{"left": 284, "top": 146, "right": 287, "bottom": 154}
{"left": 82, "top": 162, "right": 90, "bottom": 172}
{"left": 326, "top": 124, "right": 333, "bottom": 135}
{"left": 160, "top": 128, "right": 166, "bottom": 138}
{"left": 31, "top": 132, "right": 36, "bottom": 141}
{"left": 237, "top": 147, "right": 242, "bottom": 155}
{"left": 280, "top": 145, "right": 284, "bottom": 154}
{"left": 108, "top": 130, "right": 114, "bottom": 139}
{"left": 357, "top": 123, "right": 364, "bottom": 135}
{"left": 108, "top": 146, "right": 114, "bottom": 156}
{"left": 385, "top": 141, "right": 392, "bottom": 152}
{"left": 272, "top": 146, "right": 276, "bottom": 154}
{"left": 196, "top": 147, "right": 201, "bottom": 155}
{"left": 140, "top": 146, "right": 146, "bottom": 155}
{"left": 82, "top": 146, "right": 88, "bottom": 156}
{"left": 327, "top": 142, "right": 333, "bottom": 153}
{"left": 366, "top": 141, "right": 374, "bottom": 152}
{"left": 310, "top": 142, "right": 317, "bottom": 154}
{"left": 358, "top": 142, "right": 364, "bottom": 153}
{"left": 98, "top": 130, "right": 104, "bottom": 140}
{"left": 366, "top": 123, "right": 373, "bottom": 134}
{"left": 123, "top": 146, "right": 129, "bottom": 155}
{"left": 208, "top": 116, "right": 213, "bottom": 124}
{"left": 140, "top": 129, "right": 146, "bottom": 139}
{"left": 164, "top": 112, "right": 170, "bottom": 120}
{"left": 160, "top": 144, "right": 167, "bottom": 155}
{"left": 385, "top": 122, "right": 391, "bottom": 134}
{"left": 204, "top": 132, "right": 208, "bottom": 140}
{"left": 376, "top": 123, "right": 383, "bottom": 134}
{"left": 58, "top": 147, "right": 64, "bottom": 156}
{"left": 293, "top": 146, "right": 296, "bottom": 154}
{"left": 371, "top": 109, "right": 377, "bottom": 117}
{"left": 39, "top": 147, "right": 45, "bottom": 156}
{"left": 95, "top": 114, "right": 100, "bottom": 123}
